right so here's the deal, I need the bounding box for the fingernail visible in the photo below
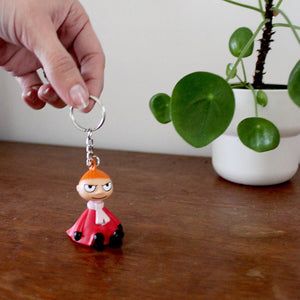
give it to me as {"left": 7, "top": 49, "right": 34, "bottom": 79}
{"left": 23, "top": 89, "right": 37, "bottom": 103}
{"left": 42, "top": 87, "right": 58, "bottom": 103}
{"left": 69, "top": 84, "right": 89, "bottom": 109}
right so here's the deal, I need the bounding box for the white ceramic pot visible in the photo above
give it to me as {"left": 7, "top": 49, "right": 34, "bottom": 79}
{"left": 212, "top": 89, "right": 300, "bottom": 186}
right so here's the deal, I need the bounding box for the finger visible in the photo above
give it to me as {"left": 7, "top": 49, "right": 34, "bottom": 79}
{"left": 29, "top": 16, "right": 90, "bottom": 110}
{"left": 22, "top": 86, "right": 46, "bottom": 110}
{"left": 56, "top": 0, "right": 105, "bottom": 98}
{"left": 79, "top": 97, "right": 96, "bottom": 113}
{"left": 16, "top": 69, "right": 42, "bottom": 90}
{"left": 38, "top": 84, "right": 67, "bottom": 109}
{"left": 16, "top": 72, "right": 46, "bottom": 110}
{"left": 0, "top": 45, "right": 41, "bottom": 77}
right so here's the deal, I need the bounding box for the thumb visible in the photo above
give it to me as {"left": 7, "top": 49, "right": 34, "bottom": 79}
{"left": 30, "top": 20, "right": 89, "bottom": 109}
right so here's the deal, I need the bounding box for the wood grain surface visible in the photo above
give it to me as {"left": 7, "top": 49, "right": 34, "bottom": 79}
{"left": 0, "top": 142, "right": 299, "bottom": 299}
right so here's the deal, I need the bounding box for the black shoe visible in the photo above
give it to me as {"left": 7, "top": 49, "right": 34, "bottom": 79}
{"left": 74, "top": 231, "right": 82, "bottom": 241}
{"left": 109, "top": 224, "right": 124, "bottom": 248}
{"left": 93, "top": 233, "right": 105, "bottom": 251}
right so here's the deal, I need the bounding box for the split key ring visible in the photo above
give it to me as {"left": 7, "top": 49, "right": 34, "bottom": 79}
{"left": 69, "top": 95, "right": 106, "bottom": 132}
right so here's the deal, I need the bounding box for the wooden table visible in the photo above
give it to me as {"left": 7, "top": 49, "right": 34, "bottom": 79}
{"left": 0, "top": 142, "right": 299, "bottom": 299}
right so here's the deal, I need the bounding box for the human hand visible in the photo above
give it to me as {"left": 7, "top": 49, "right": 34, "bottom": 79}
{"left": 0, "top": 0, "right": 105, "bottom": 111}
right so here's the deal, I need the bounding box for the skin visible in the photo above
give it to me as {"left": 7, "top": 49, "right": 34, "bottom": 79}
{"left": 76, "top": 178, "right": 113, "bottom": 202}
{"left": 0, "top": 0, "right": 105, "bottom": 112}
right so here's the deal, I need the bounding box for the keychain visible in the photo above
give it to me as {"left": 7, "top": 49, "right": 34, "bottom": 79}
{"left": 66, "top": 96, "right": 124, "bottom": 251}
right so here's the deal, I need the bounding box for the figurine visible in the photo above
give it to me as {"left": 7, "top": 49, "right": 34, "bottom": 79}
{"left": 66, "top": 163, "right": 124, "bottom": 251}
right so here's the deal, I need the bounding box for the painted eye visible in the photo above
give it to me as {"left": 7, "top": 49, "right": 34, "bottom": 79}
{"left": 102, "top": 182, "right": 112, "bottom": 192}
{"left": 84, "top": 185, "right": 96, "bottom": 193}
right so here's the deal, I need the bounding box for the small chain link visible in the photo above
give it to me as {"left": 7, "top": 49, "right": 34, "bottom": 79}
{"left": 86, "top": 129, "right": 100, "bottom": 167}
{"left": 69, "top": 95, "right": 105, "bottom": 168}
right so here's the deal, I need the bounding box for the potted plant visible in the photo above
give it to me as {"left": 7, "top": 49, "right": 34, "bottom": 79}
{"left": 149, "top": 0, "right": 300, "bottom": 186}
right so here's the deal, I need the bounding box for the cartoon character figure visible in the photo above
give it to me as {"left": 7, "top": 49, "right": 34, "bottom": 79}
{"left": 66, "top": 164, "right": 124, "bottom": 251}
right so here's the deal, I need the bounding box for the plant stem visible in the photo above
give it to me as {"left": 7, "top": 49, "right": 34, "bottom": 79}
{"left": 226, "top": 19, "right": 270, "bottom": 81}
{"left": 273, "top": 23, "right": 300, "bottom": 31}
{"left": 272, "top": 7, "right": 300, "bottom": 44}
{"left": 275, "top": 0, "right": 283, "bottom": 8}
{"left": 253, "top": 0, "right": 275, "bottom": 89}
{"left": 246, "top": 84, "right": 258, "bottom": 117}
{"left": 258, "top": 0, "right": 265, "bottom": 18}
{"left": 223, "top": 0, "right": 263, "bottom": 14}
{"left": 241, "top": 59, "right": 247, "bottom": 83}
{"left": 236, "top": 74, "right": 244, "bottom": 83}
{"left": 230, "top": 82, "right": 247, "bottom": 88}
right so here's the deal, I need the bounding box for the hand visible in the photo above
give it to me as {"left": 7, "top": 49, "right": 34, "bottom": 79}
{"left": 0, "top": 0, "right": 105, "bottom": 111}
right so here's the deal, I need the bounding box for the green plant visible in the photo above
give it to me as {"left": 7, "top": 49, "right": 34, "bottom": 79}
{"left": 149, "top": 0, "right": 300, "bottom": 152}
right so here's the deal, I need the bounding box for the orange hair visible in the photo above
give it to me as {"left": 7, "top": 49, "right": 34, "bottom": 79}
{"left": 79, "top": 165, "right": 110, "bottom": 182}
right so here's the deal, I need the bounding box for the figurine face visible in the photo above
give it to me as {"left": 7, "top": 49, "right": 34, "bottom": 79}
{"left": 76, "top": 177, "right": 113, "bottom": 201}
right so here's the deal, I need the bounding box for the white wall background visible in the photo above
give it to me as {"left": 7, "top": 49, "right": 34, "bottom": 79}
{"left": 0, "top": 0, "right": 299, "bottom": 156}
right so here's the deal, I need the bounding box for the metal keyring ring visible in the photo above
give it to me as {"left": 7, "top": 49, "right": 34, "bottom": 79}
{"left": 69, "top": 95, "right": 106, "bottom": 132}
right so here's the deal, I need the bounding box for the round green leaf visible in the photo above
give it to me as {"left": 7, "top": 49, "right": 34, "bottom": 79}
{"left": 149, "top": 93, "right": 171, "bottom": 124}
{"left": 237, "top": 117, "right": 280, "bottom": 152}
{"left": 226, "top": 63, "right": 237, "bottom": 79}
{"left": 256, "top": 90, "right": 268, "bottom": 107}
{"left": 171, "top": 72, "right": 235, "bottom": 148}
{"left": 288, "top": 60, "right": 300, "bottom": 107}
{"left": 229, "top": 27, "right": 254, "bottom": 58}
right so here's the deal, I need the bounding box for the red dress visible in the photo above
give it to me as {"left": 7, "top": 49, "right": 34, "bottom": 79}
{"left": 66, "top": 207, "right": 121, "bottom": 246}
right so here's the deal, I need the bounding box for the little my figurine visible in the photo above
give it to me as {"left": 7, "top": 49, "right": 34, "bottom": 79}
{"left": 66, "top": 164, "right": 124, "bottom": 251}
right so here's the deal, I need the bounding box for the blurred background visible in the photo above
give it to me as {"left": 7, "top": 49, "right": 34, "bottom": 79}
{"left": 0, "top": 0, "right": 299, "bottom": 156}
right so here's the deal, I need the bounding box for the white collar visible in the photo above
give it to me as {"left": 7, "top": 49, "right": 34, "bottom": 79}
{"left": 87, "top": 200, "right": 110, "bottom": 225}
{"left": 87, "top": 200, "right": 104, "bottom": 210}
